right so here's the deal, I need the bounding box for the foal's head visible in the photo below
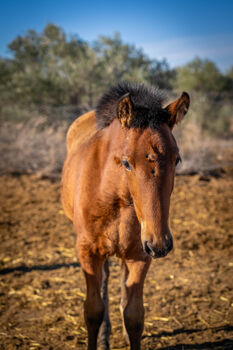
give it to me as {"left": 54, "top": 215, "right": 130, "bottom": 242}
{"left": 96, "top": 83, "right": 190, "bottom": 258}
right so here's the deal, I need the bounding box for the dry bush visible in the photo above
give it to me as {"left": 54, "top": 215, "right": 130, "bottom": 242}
{"left": 184, "top": 91, "right": 233, "bottom": 137}
{"left": 0, "top": 117, "right": 68, "bottom": 176}
{"left": 0, "top": 114, "right": 232, "bottom": 177}
{"left": 174, "top": 121, "right": 233, "bottom": 174}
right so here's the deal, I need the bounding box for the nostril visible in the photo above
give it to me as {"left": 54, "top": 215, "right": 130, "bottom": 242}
{"left": 144, "top": 241, "right": 150, "bottom": 255}
{"left": 143, "top": 238, "right": 173, "bottom": 258}
{"left": 144, "top": 241, "right": 156, "bottom": 257}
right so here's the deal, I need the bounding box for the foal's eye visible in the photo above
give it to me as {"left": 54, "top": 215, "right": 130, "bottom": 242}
{"left": 151, "top": 169, "right": 156, "bottom": 175}
{"left": 122, "top": 160, "right": 132, "bottom": 171}
{"left": 175, "top": 156, "right": 181, "bottom": 167}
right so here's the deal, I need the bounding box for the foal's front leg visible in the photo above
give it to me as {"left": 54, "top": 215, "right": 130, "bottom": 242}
{"left": 121, "top": 258, "right": 151, "bottom": 350}
{"left": 78, "top": 248, "right": 105, "bottom": 350}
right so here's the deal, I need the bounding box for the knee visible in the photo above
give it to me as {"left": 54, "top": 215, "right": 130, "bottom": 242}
{"left": 84, "top": 298, "right": 105, "bottom": 329}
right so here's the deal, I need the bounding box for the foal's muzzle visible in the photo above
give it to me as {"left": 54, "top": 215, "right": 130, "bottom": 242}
{"left": 143, "top": 236, "right": 173, "bottom": 258}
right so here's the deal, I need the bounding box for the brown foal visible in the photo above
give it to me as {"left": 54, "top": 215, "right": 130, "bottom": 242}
{"left": 61, "top": 82, "right": 190, "bottom": 350}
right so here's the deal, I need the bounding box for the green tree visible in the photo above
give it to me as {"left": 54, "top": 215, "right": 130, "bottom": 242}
{"left": 173, "top": 57, "right": 226, "bottom": 93}
{"left": 146, "top": 58, "right": 175, "bottom": 90}
{"left": 223, "top": 66, "right": 233, "bottom": 92}
{"left": 93, "top": 32, "right": 174, "bottom": 94}
{"left": 6, "top": 24, "right": 96, "bottom": 106}
{"left": 93, "top": 33, "right": 149, "bottom": 85}
{"left": 1, "top": 25, "right": 175, "bottom": 109}
{"left": 0, "top": 58, "right": 15, "bottom": 105}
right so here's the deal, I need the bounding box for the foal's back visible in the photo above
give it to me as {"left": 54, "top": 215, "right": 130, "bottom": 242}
{"left": 61, "top": 110, "right": 97, "bottom": 220}
{"left": 66, "top": 110, "right": 97, "bottom": 153}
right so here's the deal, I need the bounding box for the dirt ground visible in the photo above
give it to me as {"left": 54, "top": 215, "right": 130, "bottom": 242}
{"left": 0, "top": 172, "right": 233, "bottom": 349}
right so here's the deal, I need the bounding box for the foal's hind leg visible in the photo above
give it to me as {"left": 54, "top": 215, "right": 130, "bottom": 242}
{"left": 79, "top": 249, "right": 105, "bottom": 350}
{"left": 99, "top": 259, "right": 111, "bottom": 350}
{"left": 120, "top": 258, "right": 151, "bottom": 350}
{"left": 120, "top": 261, "right": 130, "bottom": 344}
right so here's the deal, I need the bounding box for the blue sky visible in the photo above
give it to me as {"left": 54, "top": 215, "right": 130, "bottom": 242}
{"left": 0, "top": 0, "right": 233, "bottom": 71}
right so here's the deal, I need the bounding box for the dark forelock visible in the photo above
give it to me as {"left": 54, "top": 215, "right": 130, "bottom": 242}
{"left": 95, "top": 81, "right": 170, "bottom": 129}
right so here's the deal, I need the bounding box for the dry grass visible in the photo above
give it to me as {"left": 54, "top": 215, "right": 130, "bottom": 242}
{"left": 0, "top": 174, "right": 232, "bottom": 349}
{"left": 174, "top": 122, "right": 233, "bottom": 174}
{"left": 0, "top": 115, "right": 232, "bottom": 177}
{"left": 0, "top": 117, "right": 68, "bottom": 176}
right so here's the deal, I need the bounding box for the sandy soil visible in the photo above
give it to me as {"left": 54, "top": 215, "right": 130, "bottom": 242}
{"left": 0, "top": 173, "right": 233, "bottom": 349}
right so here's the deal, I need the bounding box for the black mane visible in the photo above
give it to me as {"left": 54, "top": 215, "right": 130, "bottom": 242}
{"left": 95, "top": 81, "right": 169, "bottom": 129}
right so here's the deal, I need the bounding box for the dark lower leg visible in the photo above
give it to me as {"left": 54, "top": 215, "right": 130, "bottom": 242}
{"left": 81, "top": 254, "right": 105, "bottom": 350}
{"left": 99, "top": 259, "right": 111, "bottom": 350}
{"left": 123, "top": 288, "right": 144, "bottom": 350}
{"left": 121, "top": 259, "right": 151, "bottom": 350}
{"left": 84, "top": 276, "right": 105, "bottom": 350}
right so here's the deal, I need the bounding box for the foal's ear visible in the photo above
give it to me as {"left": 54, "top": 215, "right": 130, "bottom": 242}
{"left": 117, "top": 93, "right": 134, "bottom": 128}
{"left": 164, "top": 92, "right": 190, "bottom": 129}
